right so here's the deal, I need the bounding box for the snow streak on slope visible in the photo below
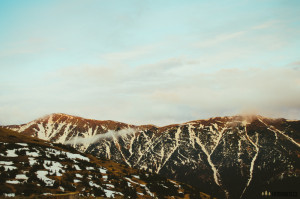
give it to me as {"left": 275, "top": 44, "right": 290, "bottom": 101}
{"left": 258, "top": 118, "right": 300, "bottom": 148}
{"left": 191, "top": 124, "right": 220, "bottom": 184}
{"left": 157, "top": 127, "right": 181, "bottom": 173}
{"left": 191, "top": 122, "right": 231, "bottom": 198}
{"left": 195, "top": 135, "right": 221, "bottom": 185}
{"left": 240, "top": 126, "right": 259, "bottom": 199}
{"left": 112, "top": 133, "right": 132, "bottom": 167}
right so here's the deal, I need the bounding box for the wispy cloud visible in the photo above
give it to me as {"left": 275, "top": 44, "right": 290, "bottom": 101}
{"left": 100, "top": 44, "right": 160, "bottom": 61}
{"left": 1, "top": 1, "right": 300, "bottom": 125}
{"left": 251, "top": 20, "right": 280, "bottom": 30}
{"left": 148, "top": 66, "right": 300, "bottom": 117}
{"left": 46, "top": 61, "right": 300, "bottom": 125}
{"left": 65, "top": 128, "right": 137, "bottom": 145}
{"left": 195, "top": 31, "right": 246, "bottom": 48}
{"left": 194, "top": 20, "right": 282, "bottom": 49}
{"left": 0, "top": 37, "right": 48, "bottom": 57}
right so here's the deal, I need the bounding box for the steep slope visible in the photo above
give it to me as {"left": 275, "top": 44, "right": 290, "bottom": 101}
{"left": 0, "top": 127, "right": 209, "bottom": 198}
{"left": 4, "top": 114, "right": 300, "bottom": 199}
{"left": 7, "top": 113, "right": 136, "bottom": 152}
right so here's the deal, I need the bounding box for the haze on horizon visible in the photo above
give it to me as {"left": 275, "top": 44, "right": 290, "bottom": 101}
{"left": 1, "top": 0, "right": 300, "bottom": 126}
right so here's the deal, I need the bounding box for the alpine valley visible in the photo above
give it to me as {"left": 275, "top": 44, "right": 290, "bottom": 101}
{"left": 3, "top": 113, "right": 300, "bottom": 199}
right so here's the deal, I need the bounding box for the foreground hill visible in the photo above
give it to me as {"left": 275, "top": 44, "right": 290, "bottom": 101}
{"left": 0, "top": 127, "right": 210, "bottom": 198}
{"left": 4, "top": 113, "right": 300, "bottom": 198}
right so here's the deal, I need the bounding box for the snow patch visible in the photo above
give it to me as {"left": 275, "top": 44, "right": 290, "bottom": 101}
{"left": 104, "top": 189, "right": 115, "bottom": 198}
{"left": 16, "top": 143, "right": 28, "bottom": 146}
{"left": 75, "top": 173, "right": 83, "bottom": 178}
{"left": 89, "top": 181, "right": 100, "bottom": 188}
{"left": 6, "top": 149, "right": 18, "bottom": 157}
{"left": 65, "top": 152, "right": 89, "bottom": 161}
{"left": 4, "top": 193, "right": 15, "bottom": 197}
{"left": 99, "top": 168, "right": 107, "bottom": 174}
{"left": 0, "top": 161, "right": 13, "bottom": 165}
{"left": 28, "top": 157, "right": 37, "bottom": 166}
{"left": 16, "top": 174, "right": 28, "bottom": 180}
{"left": 102, "top": 175, "right": 108, "bottom": 181}
{"left": 106, "top": 184, "right": 115, "bottom": 188}
{"left": 26, "top": 151, "right": 40, "bottom": 157}
{"left": 74, "top": 165, "right": 81, "bottom": 170}
{"left": 36, "top": 170, "right": 55, "bottom": 186}
{"left": 6, "top": 180, "right": 20, "bottom": 184}
{"left": 3, "top": 166, "right": 17, "bottom": 171}
{"left": 132, "top": 175, "right": 140, "bottom": 179}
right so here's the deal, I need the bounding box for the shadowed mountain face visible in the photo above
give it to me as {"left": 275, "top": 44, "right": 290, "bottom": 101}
{"left": 5, "top": 113, "right": 300, "bottom": 199}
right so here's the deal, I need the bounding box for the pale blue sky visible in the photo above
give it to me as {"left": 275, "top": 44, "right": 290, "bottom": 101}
{"left": 1, "top": 0, "right": 300, "bottom": 125}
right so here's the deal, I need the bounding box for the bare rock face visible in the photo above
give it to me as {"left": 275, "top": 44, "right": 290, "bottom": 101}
{"left": 6, "top": 113, "right": 300, "bottom": 199}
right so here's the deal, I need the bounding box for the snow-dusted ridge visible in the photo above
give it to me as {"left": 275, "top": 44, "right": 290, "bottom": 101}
{"left": 1, "top": 127, "right": 200, "bottom": 198}
{"left": 3, "top": 113, "right": 300, "bottom": 199}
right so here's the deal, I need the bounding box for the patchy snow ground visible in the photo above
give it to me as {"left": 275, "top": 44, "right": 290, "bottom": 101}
{"left": 43, "top": 160, "right": 64, "bottom": 176}
{"left": 26, "top": 151, "right": 40, "bottom": 157}
{"left": 0, "top": 130, "right": 168, "bottom": 198}
{"left": 28, "top": 157, "right": 37, "bottom": 166}
{"left": 46, "top": 148, "right": 61, "bottom": 156}
{"left": 36, "top": 170, "right": 55, "bottom": 186}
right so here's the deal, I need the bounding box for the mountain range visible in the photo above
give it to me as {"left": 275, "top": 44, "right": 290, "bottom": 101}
{"left": 3, "top": 113, "right": 300, "bottom": 198}
{"left": 0, "top": 127, "right": 208, "bottom": 198}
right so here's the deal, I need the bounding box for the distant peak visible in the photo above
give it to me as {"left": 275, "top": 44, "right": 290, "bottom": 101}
{"left": 23, "top": 113, "right": 294, "bottom": 128}
{"left": 49, "top": 113, "right": 74, "bottom": 117}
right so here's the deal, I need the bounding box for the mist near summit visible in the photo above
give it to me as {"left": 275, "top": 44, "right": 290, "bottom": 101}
{"left": 64, "top": 128, "right": 138, "bottom": 145}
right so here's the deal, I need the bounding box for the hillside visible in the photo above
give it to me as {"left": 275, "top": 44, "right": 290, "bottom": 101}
{"left": 0, "top": 127, "right": 210, "bottom": 198}
{"left": 4, "top": 113, "right": 300, "bottom": 198}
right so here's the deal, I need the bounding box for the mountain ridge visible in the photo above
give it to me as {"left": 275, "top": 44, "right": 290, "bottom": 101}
{"left": 3, "top": 113, "right": 300, "bottom": 199}
{"left": 6, "top": 112, "right": 289, "bottom": 129}
{"left": 0, "top": 127, "right": 208, "bottom": 198}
